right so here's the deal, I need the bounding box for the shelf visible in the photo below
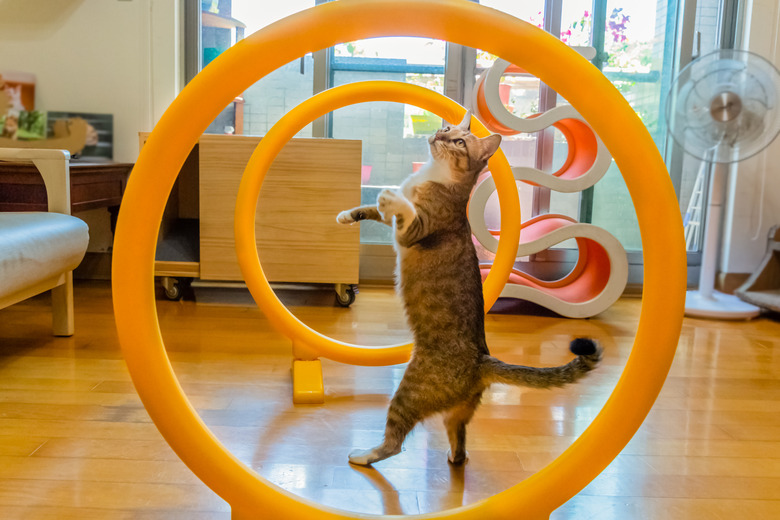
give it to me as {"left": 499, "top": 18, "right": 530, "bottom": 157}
{"left": 202, "top": 11, "right": 246, "bottom": 30}
{"left": 155, "top": 218, "right": 200, "bottom": 278}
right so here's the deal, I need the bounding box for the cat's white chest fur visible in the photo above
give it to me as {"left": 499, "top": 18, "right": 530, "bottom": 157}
{"left": 400, "top": 160, "right": 452, "bottom": 200}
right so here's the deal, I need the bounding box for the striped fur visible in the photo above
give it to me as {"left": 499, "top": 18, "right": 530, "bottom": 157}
{"left": 338, "top": 112, "right": 602, "bottom": 466}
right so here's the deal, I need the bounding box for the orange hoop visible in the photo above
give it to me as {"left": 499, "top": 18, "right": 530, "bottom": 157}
{"left": 112, "top": 1, "right": 686, "bottom": 518}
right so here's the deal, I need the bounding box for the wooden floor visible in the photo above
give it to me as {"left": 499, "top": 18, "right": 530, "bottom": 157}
{"left": 0, "top": 280, "right": 778, "bottom": 519}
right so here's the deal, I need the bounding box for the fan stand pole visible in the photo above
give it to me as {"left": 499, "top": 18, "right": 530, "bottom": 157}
{"left": 685, "top": 159, "right": 761, "bottom": 319}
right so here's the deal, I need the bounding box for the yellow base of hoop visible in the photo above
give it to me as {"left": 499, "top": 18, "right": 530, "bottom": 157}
{"left": 292, "top": 359, "right": 325, "bottom": 405}
{"left": 231, "top": 507, "right": 546, "bottom": 520}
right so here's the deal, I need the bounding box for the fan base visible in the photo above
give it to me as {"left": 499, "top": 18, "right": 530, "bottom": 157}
{"left": 685, "top": 290, "right": 761, "bottom": 320}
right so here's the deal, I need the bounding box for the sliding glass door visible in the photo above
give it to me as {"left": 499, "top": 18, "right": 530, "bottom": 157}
{"left": 194, "top": 0, "right": 317, "bottom": 137}
{"left": 329, "top": 37, "right": 447, "bottom": 246}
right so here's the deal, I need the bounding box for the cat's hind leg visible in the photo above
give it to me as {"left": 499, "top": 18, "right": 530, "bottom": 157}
{"left": 348, "top": 394, "right": 422, "bottom": 466}
{"left": 443, "top": 395, "right": 481, "bottom": 465}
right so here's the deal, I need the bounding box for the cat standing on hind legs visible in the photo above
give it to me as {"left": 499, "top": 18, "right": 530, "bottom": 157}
{"left": 337, "top": 111, "right": 602, "bottom": 466}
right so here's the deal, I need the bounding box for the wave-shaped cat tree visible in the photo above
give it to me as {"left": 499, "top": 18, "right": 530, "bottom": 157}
{"left": 111, "top": 1, "right": 686, "bottom": 519}
{"left": 469, "top": 58, "right": 628, "bottom": 318}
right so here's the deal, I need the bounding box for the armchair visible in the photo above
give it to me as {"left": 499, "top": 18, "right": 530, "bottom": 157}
{"left": 0, "top": 148, "right": 89, "bottom": 336}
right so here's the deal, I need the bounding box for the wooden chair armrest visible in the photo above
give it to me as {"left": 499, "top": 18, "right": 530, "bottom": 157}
{"left": 0, "top": 148, "right": 72, "bottom": 214}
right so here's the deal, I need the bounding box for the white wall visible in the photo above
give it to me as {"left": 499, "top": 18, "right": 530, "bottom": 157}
{"left": 0, "top": 0, "right": 182, "bottom": 252}
{"left": 721, "top": 0, "right": 780, "bottom": 274}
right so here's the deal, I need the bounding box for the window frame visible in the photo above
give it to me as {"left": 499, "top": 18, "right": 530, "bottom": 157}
{"left": 182, "top": 0, "right": 740, "bottom": 288}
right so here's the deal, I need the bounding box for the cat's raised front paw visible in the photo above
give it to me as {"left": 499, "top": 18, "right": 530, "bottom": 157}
{"left": 377, "top": 189, "right": 403, "bottom": 217}
{"left": 337, "top": 210, "right": 356, "bottom": 224}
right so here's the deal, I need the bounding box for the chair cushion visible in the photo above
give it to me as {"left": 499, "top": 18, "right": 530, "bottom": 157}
{"left": 0, "top": 212, "right": 89, "bottom": 300}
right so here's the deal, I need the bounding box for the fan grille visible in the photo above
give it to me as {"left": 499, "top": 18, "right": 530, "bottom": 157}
{"left": 666, "top": 49, "right": 780, "bottom": 163}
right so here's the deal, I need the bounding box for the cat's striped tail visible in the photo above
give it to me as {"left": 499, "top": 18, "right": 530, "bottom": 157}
{"left": 481, "top": 338, "right": 602, "bottom": 389}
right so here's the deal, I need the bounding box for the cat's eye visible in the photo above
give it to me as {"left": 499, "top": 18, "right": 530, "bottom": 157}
{"left": 454, "top": 138, "right": 466, "bottom": 146}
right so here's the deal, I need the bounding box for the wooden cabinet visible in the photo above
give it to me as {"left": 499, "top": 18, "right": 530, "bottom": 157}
{"left": 140, "top": 133, "right": 362, "bottom": 289}
{"left": 0, "top": 160, "right": 132, "bottom": 221}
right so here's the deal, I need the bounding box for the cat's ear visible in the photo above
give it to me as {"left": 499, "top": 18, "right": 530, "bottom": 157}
{"left": 457, "top": 110, "right": 472, "bottom": 131}
{"left": 478, "top": 134, "right": 502, "bottom": 162}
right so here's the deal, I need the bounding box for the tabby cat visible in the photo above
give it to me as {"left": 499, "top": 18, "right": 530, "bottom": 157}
{"left": 337, "top": 111, "right": 601, "bottom": 466}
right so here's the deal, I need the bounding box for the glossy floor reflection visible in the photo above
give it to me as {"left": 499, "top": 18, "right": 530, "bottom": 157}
{"left": 0, "top": 281, "right": 778, "bottom": 519}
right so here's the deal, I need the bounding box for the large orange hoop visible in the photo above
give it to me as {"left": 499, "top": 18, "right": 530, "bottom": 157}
{"left": 112, "top": 1, "right": 686, "bottom": 518}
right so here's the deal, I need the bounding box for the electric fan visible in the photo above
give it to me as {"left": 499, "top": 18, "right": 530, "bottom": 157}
{"left": 666, "top": 49, "right": 780, "bottom": 319}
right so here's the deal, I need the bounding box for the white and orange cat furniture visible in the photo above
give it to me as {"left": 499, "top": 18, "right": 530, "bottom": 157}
{"left": 468, "top": 58, "right": 628, "bottom": 319}
{"left": 111, "top": 1, "right": 686, "bottom": 519}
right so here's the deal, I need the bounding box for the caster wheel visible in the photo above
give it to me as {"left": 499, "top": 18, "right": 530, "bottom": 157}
{"left": 335, "top": 284, "right": 357, "bottom": 307}
{"left": 162, "top": 277, "right": 183, "bottom": 301}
